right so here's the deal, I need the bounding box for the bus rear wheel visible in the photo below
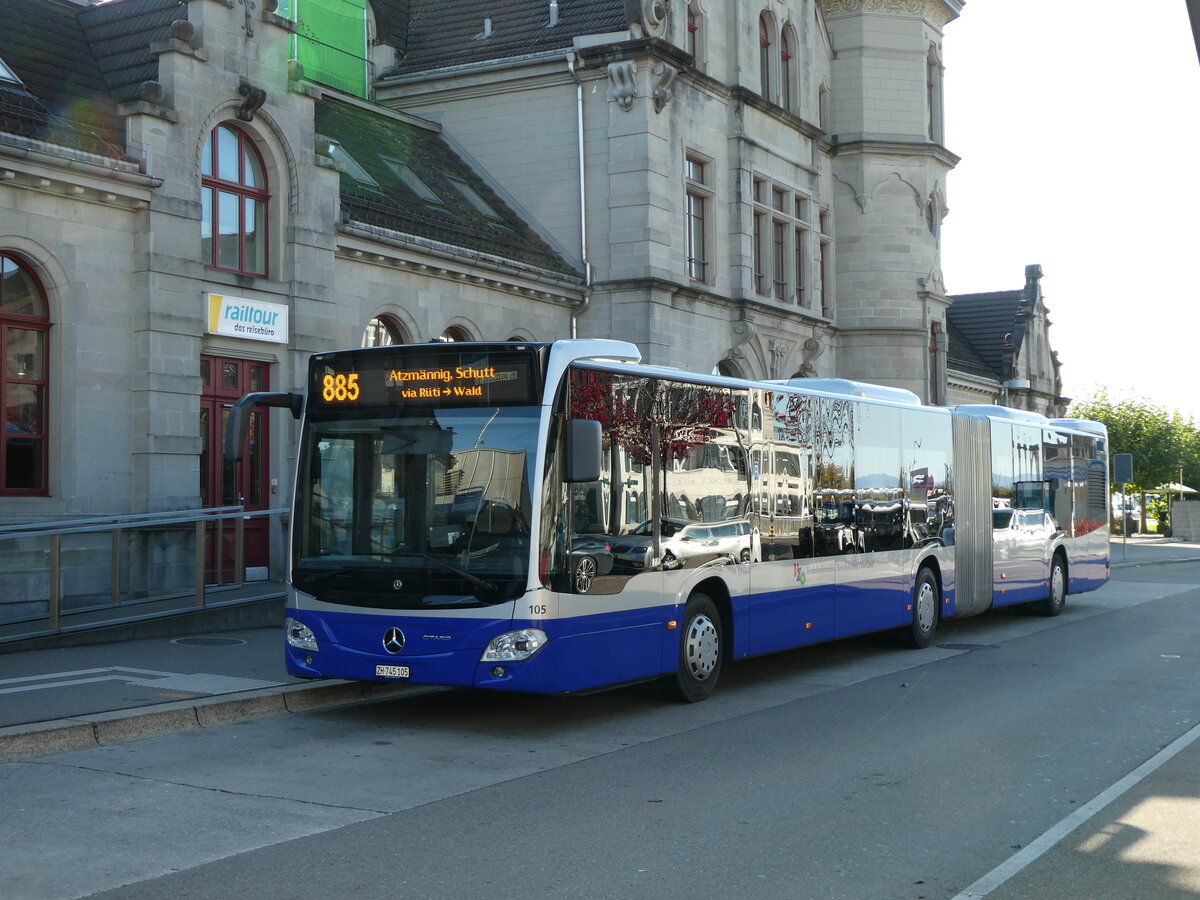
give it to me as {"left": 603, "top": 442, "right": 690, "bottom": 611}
{"left": 661, "top": 592, "right": 723, "bottom": 702}
{"left": 903, "top": 567, "right": 939, "bottom": 649}
{"left": 1036, "top": 555, "right": 1067, "bottom": 617}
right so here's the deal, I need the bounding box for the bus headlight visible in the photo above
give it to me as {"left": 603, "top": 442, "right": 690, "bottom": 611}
{"left": 481, "top": 628, "right": 548, "bottom": 662}
{"left": 285, "top": 617, "right": 319, "bottom": 652}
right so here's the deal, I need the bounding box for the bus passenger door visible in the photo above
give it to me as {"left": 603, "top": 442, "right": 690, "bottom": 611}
{"left": 992, "top": 507, "right": 1045, "bottom": 605}
{"left": 1015, "top": 509, "right": 1052, "bottom": 599}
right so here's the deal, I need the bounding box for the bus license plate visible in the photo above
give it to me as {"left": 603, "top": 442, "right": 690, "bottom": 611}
{"left": 375, "top": 664, "right": 410, "bottom": 679}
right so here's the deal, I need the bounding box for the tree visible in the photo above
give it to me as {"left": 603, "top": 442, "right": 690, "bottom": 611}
{"left": 1070, "top": 391, "right": 1200, "bottom": 530}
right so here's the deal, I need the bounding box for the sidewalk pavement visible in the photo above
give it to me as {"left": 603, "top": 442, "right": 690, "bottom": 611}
{"left": 1108, "top": 532, "right": 1200, "bottom": 567}
{"left": 1, "top": 533, "right": 1198, "bottom": 764}
{"left": 0, "top": 591, "right": 437, "bottom": 762}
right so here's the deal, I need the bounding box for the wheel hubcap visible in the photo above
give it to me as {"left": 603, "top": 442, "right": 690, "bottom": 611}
{"left": 575, "top": 557, "right": 596, "bottom": 592}
{"left": 684, "top": 614, "right": 719, "bottom": 680}
{"left": 1052, "top": 566, "right": 1065, "bottom": 606}
{"left": 916, "top": 580, "right": 936, "bottom": 634}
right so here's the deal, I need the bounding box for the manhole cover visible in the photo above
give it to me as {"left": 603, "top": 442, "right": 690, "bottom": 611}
{"left": 937, "top": 642, "right": 998, "bottom": 651}
{"left": 171, "top": 636, "right": 248, "bottom": 647}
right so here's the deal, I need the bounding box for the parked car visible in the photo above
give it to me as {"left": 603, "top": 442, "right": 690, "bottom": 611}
{"left": 569, "top": 535, "right": 614, "bottom": 593}
{"left": 610, "top": 518, "right": 752, "bottom": 571}
{"left": 1111, "top": 499, "right": 1139, "bottom": 518}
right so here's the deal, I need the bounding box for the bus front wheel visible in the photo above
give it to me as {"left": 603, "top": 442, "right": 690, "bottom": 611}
{"left": 903, "top": 568, "right": 939, "bottom": 649}
{"left": 661, "top": 592, "right": 723, "bottom": 702}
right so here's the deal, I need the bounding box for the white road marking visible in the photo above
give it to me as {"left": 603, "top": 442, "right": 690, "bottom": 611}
{"left": 952, "top": 718, "right": 1200, "bottom": 898}
{"left": 0, "top": 666, "right": 178, "bottom": 686}
{"left": 0, "top": 667, "right": 281, "bottom": 696}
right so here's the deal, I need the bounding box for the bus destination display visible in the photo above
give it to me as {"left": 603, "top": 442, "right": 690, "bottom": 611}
{"left": 310, "top": 348, "right": 540, "bottom": 409}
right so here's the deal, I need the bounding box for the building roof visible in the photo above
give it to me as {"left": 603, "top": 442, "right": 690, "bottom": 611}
{"left": 384, "top": 0, "right": 628, "bottom": 75}
{"left": 316, "top": 97, "right": 578, "bottom": 277}
{"left": 0, "top": 0, "right": 141, "bottom": 157}
{"left": 76, "top": 0, "right": 182, "bottom": 105}
{"left": 0, "top": 0, "right": 577, "bottom": 279}
{"left": 945, "top": 289, "right": 1033, "bottom": 383}
{"left": 945, "top": 289, "right": 1025, "bottom": 381}
{"left": 371, "top": 0, "right": 415, "bottom": 56}
{"left": 944, "top": 317, "right": 995, "bottom": 380}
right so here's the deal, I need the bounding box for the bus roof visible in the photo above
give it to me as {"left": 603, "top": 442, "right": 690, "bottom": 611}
{"left": 771, "top": 377, "right": 922, "bottom": 406}
{"left": 953, "top": 404, "right": 1051, "bottom": 426}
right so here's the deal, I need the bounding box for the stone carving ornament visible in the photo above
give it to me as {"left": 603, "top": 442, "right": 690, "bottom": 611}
{"left": 817, "top": 0, "right": 958, "bottom": 27}
{"left": 608, "top": 61, "right": 637, "bottom": 111}
{"left": 768, "top": 338, "right": 793, "bottom": 380}
{"left": 729, "top": 315, "right": 758, "bottom": 361}
{"left": 625, "top": 0, "right": 668, "bottom": 38}
{"left": 653, "top": 64, "right": 678, "bottom": 112}
{"left": 798, "top": 337, "right": 823, "bottom": 377}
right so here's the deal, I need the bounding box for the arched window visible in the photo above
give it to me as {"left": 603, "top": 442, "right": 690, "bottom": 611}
{"left": 685, "top": 153, "right": 710, "bottom": 282}
{"left": 780, "top": 28, "right": 794, "bottom": 111}
{"left": 362, "top": 315, "right": 407, "bottom": 347}
{"left": 715, "top": 358, "right": 744, "bottom": 379}
{"left": 1, "top": 253, "right": 49, "bottom": 494}
{"left": 926, "top": 44, "right": 944, "bottom": 143}
{"left": 925, "top": 194, "right": 941, "bottom": 237}
{"left": 440, "top": 326, "right": 472, "bottom": 342}
{"left": 201, "top": 123, "right": 269, "bottom": 277}
{"left": 686, "top": 3, "right": 703, "bottom": 67}
{"left": 758, "top": 14, "right": 772, "bottom": 100}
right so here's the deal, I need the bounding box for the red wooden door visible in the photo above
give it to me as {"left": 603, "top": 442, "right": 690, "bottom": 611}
{"left": 200, "top": 356, "right": 271, "bottom": 583}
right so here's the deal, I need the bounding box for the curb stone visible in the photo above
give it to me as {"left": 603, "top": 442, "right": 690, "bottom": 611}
{"left": 0, "top": 679, "right": 443, "bottom": 763}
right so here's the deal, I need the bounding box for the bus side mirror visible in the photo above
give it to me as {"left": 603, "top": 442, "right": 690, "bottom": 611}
{"left": 565, "top": 418, "right": 602, "bottom": 483}
{"left": 224, "top": 392, "right": 303, "bottom": 463}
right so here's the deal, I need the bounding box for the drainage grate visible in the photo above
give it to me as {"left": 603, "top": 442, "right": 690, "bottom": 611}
{"left": 937, "top": 642, "right": 999, "bottom": 651}
{"left": 171, "top": 636, "right": 248, "bottom": 647}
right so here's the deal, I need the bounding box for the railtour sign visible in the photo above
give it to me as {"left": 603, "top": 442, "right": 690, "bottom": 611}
{"left": 206, "top": 293, "right": 289, "bottom": 344}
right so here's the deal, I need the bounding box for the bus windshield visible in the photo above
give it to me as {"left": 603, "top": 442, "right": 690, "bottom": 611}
{"left": 293, "top": 405, "right": 539, "bottom": 608}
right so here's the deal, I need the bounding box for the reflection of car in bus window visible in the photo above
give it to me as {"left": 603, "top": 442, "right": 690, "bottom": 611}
{"left": 568, "top": 535, "right": 613, "bottom": 593}
{"left": 611, "top": 517, "right": 752, "bottom": 570}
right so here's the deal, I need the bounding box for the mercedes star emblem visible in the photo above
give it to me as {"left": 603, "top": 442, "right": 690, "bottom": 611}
{"left": 382, "top": 627, "right": 405, "bottom": 654}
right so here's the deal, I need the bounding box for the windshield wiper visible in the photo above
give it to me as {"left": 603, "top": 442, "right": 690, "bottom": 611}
{"left": 293, "top": 565, "right": 362, "bottom": 588}
{"left": 390, "top": 550, "right": 499, "bottom": 596}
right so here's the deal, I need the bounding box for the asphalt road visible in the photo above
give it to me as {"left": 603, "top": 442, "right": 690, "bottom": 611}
{"left": 2, "top": 559, "right": 1199, "bottom": 899}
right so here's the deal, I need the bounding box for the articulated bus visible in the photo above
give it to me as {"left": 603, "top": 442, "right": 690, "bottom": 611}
{"left": 226, "top": 340, "right": 1109, "bottom": 702}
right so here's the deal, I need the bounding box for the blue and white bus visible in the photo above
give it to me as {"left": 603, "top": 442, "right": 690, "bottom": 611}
{"left": 226, "top": 339, "right": 1109, "bottom": 702}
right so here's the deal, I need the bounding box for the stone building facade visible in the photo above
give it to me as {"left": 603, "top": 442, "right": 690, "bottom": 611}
{"left": 383, "top": 0, "right": 960, "bottom": 394}
{"left": 1, "top": 0, "right": 1074, "bottom": 586}
{"left": 0, "top": 0, "right": 586, "bottom": 589}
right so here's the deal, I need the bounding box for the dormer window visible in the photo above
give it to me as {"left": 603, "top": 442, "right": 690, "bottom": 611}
{"left": 0, "top": 56, "right": 21, "bottom": 84}
{"left": 324, "top": 137, "right": 379, "bottom": 188}
{"left": 446, "top": 176, "right": 501, "bottom": 220}
{"left": 383, "top": 158, "right": 442, "bottom": 204}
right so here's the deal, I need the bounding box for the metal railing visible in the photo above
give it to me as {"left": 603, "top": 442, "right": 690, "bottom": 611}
{"left": 0, "top": 506, "right": 288, "bottom": 641}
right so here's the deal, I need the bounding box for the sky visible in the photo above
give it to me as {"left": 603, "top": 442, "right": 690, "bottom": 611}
{"left": 939, "top": 0, "right": 1200, "bottom": 421}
